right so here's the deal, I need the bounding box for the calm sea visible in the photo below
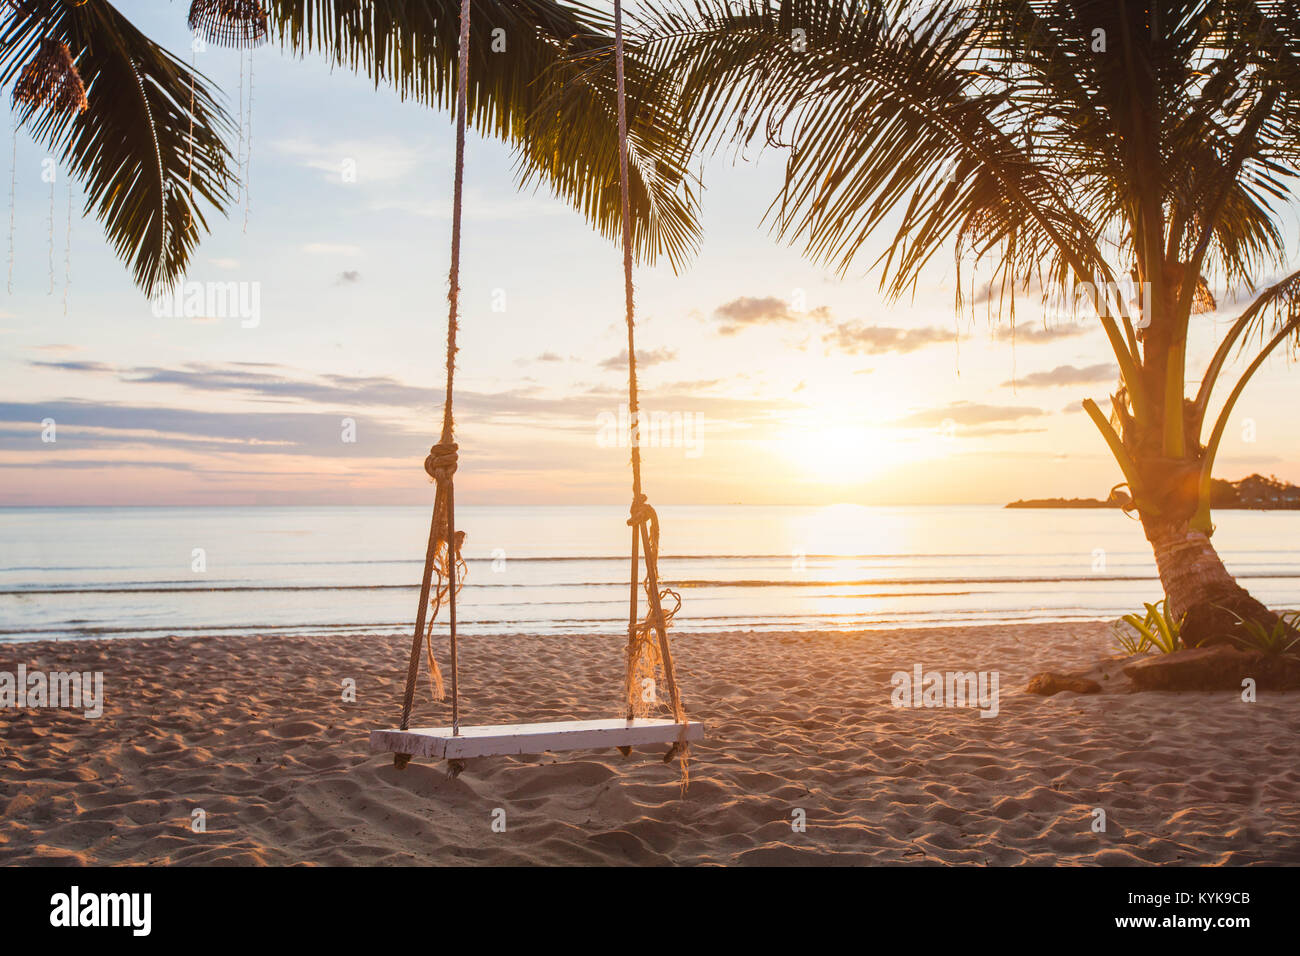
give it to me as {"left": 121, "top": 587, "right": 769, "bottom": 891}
{"left": 1, "top": 504, "right": 1297, "bottom": 643}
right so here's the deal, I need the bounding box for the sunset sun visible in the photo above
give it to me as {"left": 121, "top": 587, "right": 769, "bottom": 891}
{"left": 781, "top": 389, "right": 933, "bottom": 484}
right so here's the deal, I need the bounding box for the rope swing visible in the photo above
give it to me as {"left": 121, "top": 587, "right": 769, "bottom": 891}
{"left": 386, "top": 0, "right": 693, "bottom": 784}
{"left": 612, "top": 0, "right": 690, "bottom": 777}
{"left": 392, "top": 0, "right": 472, "bottom": 772}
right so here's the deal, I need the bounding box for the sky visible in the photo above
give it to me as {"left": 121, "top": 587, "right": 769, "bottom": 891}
{"left": 1, "top": 1, "right": 1297, "bottom": 507}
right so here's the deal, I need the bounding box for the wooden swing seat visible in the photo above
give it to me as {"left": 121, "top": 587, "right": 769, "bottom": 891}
{"left": 370, "top": 717, "right": 703, "bottom": 761}
{"left": 370, "top": 2, "right": 696, "bottom": 779}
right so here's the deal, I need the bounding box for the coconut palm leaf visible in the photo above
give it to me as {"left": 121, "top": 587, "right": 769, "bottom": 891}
{"left": 644, "top": 0, "right": 1151, "bottom": 411}
{"left": 645, "top": 2, "right": 1106, "bottom": 290}
{"left": 1, "top": 0, "right": 233, "bottom": 295}
{"left": 266, "top": 0, "right": 701, "bottom": 268}
{"left": 645, "top": 0, "right": 1300, "bottom": 470}
{"left": 1, "top": 0, "right": 700, "bottom": 297}
{"left": 1192, "top": 265, "right": 1300, "bottom": 432}
{"left": 647, "top": 0, "right": 1298, "bottom": 300}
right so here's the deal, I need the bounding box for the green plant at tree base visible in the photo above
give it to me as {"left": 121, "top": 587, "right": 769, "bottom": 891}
{"left": 1112, "top": 600, "right": 1185, "bottom": 655}
{"left": 1111, "top": 622, "right": 1151, "bottom": 656}
{"left": 1218, "top": 606, "right": 1300, "bottom": 656}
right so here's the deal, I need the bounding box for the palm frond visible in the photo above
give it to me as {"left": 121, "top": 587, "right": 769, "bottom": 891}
{"left": 1193, "top": 266, "right": 1300, "bottom": 427}
{"left": 644, "top": 1, "right": 1111, "bottom": 300}
{"left": 266, "top": 0, "right": 701, "bottom": 268}
{"left": 1, "top": 0, "right": 234, "bottom": 295}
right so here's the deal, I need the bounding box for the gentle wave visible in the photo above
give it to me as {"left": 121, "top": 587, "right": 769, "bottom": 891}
{"left": 9, "top": 571, "right": 1300, "bottom": 596}
{"left": 0, "top": 552, "right": 1063, "bottom": 571}
{"left": 5, "top": 505, "right": 1300, "bottom": 641}
{"left": 0, "top": 608, "right": 1123, "bottom": 639}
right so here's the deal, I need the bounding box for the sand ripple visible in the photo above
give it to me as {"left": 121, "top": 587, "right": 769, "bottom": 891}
{"left": 2, "top": 623, "right": 1298, "bottom": 865}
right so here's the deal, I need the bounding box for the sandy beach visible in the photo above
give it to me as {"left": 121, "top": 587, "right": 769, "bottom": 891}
{"left": 2, "top": 622, "right": 1298, "bottom": 866}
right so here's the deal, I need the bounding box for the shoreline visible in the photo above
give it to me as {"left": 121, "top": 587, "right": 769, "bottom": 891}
{"left": 3, "top": 623, "right": 1299, "bottom": 865}
{"left": 0, "top": 614, "right": 1129, "bottom": 645}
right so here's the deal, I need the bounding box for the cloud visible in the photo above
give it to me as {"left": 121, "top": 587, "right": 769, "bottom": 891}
{"left": 994, "top": 323, "right": 1092, "bottom": 344}
{"left": 210, "top": 258, "right": 240, "bottom": 270}
{"left": 660, "top": 377, "right": 726, "bottom": 392}
{"left": 714, "top": 296, "right": 792, "bottom": 331}
{"left": 972, "top": 276, "right": 1044, "bottom": 306}
{"left": 0, "top": 400, "right": 423, "bottom": 457}
{"left": 129, "top": 364, "right": 431, "bottom": 408}
{"left": 31, "top": 360, "right": 115, "bottom": 373}
{"left": 711, "top": 296, "right": 830, "bottom": 335}
{"left": 16, "top": 361, "right": 806, "bottom": 456}
{"left": 832, "top": 322, "right": 952, "bottom": 354}
{"left": 30, "top": 359, "right": 431, "bottom": 408}
{"left": 1002, "top": 363, "right": 1118, "bottom": 388}
{"left": 0, "top": 458, "right": 194, "bottom": 471}
{"left": 514, "top": 351, "right": 568, "bottom": 367}
{"left": 597, "top": 348, "right": 677, "bottom": 370}
{"left": 894, "top": 401, "right": 1046, "bottom": 428}
{"left": 453, "top": 385, "right": 800, "bottom": 433}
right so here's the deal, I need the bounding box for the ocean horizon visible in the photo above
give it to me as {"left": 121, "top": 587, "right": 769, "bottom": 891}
{"left": 3, "top": 503, "right": 1298, "bottom": 643}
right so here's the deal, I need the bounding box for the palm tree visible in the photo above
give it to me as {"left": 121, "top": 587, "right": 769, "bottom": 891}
{"left": 0, "top": 0, "right": 700, "bottom": 294}
{"left": 642, "top": 0, "right": 1300, "bottom": 646}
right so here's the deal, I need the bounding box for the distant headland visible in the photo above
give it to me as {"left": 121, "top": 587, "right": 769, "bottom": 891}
{"left": 1007, "top": 474, "right": 1300, "bottom": 510}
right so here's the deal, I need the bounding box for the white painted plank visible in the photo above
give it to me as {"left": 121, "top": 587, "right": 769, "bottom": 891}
{"left": 370, "top": 717, "right": 704, "bottom": 760}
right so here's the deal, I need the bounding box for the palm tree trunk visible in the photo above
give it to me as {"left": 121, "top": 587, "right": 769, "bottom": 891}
{"left": 1141, "top": 517, "right": 1276, "bottom": 647}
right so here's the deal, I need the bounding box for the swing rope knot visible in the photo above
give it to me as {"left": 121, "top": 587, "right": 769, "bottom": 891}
{"left": 628, "top": 493, "right": 653, "bottom": 527}
{"left": 424, "top": 441, "right": 459, "bottom": 481}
